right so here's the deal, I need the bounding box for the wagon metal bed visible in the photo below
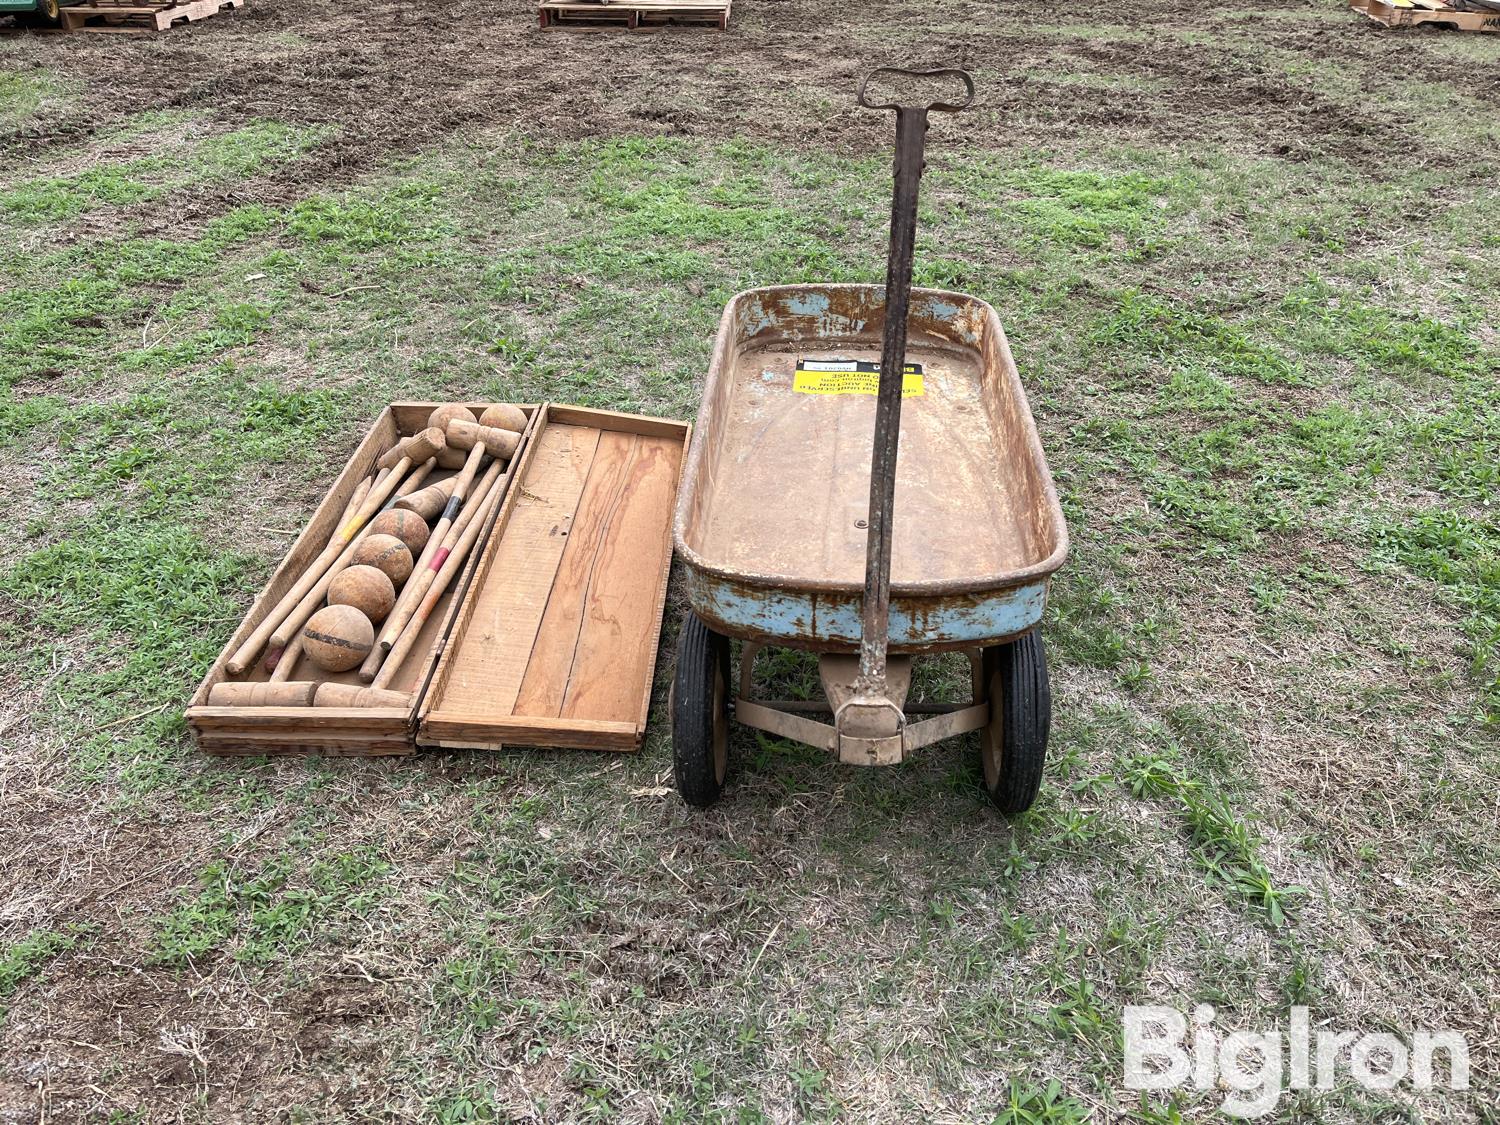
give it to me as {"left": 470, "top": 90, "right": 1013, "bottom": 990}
{"left": 668, "top": 70, "right": 1069, "bottom": 811}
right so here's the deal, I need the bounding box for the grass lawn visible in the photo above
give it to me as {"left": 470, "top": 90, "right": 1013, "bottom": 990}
{"left": 0, "top": 1, "right": 1496, "bottom": 1119}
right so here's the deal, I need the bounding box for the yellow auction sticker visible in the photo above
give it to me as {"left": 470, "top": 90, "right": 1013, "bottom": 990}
{"left": 793, "top": 358, "right": 925, "bottom": 397}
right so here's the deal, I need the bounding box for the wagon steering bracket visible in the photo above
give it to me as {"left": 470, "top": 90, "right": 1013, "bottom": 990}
{"left": 728, "top": 649, "right": 991, "bottom": 768}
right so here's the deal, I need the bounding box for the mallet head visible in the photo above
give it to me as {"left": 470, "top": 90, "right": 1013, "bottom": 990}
{"left": 392, "top": 476, "right": 458, "bottom": 521}
{"left": 376, "top": 427, "right": 446, "bottom": 472}
{"left": 445, "top": 419, "right": 519, "bottom": 461}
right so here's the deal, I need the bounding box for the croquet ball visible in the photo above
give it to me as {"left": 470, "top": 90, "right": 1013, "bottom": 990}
{"left": 352, "top": 533, "right": 414, "bottom": 586}
{"left": 368, "top": 509, "right": 430, "bottom": 556}
{"left": 328, "top": 564, "right": 397, "bottom": 624}
{"left": 303, "top": 604, "right": 374, "bottom": 672}
{"left": 480, "top": 403, "right": 527, "bottom": 433}
{"left": 428, "top": 404, "right": 477, "bottom": 433}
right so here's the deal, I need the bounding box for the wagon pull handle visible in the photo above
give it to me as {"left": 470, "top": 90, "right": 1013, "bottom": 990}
{"left": 856, "top": 67, "right": 976, "bottom": 114}
{"left": 845, "top": 67, "right": 974, "bottom": 735}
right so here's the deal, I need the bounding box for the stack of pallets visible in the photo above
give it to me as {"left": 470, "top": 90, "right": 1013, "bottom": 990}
{"left": 1350, "top": 0, "right": 1500, "bottom": 31}
{"left": 59, "top": 0, "right": 241, "bottom": 32}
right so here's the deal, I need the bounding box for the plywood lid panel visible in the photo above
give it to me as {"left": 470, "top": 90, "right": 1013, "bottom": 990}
{"left": 419, "top": 406, "right": 689, "bottom": 751}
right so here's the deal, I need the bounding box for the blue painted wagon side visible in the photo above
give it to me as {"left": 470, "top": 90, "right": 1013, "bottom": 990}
{"left": 685, "top": 569, "right": 1049, "bottom": 654}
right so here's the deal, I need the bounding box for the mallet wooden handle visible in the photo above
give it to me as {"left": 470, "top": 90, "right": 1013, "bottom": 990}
{"left": 358, "top": 453, "right": 498, "bottom": 681}
{"left": 225, "top": 456, "right": 415, "bottom": 675}
{"left": 313, "top": 683, "right": 411, "bottom": 709}
{"left": 336, "top": 475, "right": 373, "bottom": 527}
{"left": 387, "top": 458, "right": 434, "bottom": 505}
{"left": 267, "top": 534, "right": 366, "bottom": 652}
{"left": 393, "top": 476, "right": 457, "bottom": 521}
{"left": 378, "top": 415, "right": 517, "bottom": 644}
{"left": 373, "top": 458, "right": 511, "bottom": 689}
{"left": 446, "top": 419, "right": 520, "bottom": 461}
{"left": 385, "top": 452, "right": 494, "bottom": 640}
{"left": 262, "top": 458, "right": 431, "bottom": 667}
{"left": 374, "top": 459, "right": 502, "bottom": 668}
{"left": 268, "top": 629, "right": 304, "bottom": 682}
{"left": 266, "top": 456, "right": 438, "bottom": 652}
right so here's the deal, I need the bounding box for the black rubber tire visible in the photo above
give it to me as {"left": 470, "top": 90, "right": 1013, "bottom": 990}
{"left": 980, "top": 629, "right": 1051, "bottom": 814}
{"left": 671, "top": 613, "right": 730, "bottom": 808}
{"left": 19, "top": 0, "right": 61, "bottom": 24}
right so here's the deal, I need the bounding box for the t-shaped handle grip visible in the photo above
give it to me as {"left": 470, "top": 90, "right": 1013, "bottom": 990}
{"left": 857, "top": 67, "right": 975, "bottom": 113}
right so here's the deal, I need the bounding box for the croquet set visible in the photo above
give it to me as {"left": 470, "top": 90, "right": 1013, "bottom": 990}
{"left": 189, "top": 68, "right": 1070, "bottom": 813}
{"left": 187, "top": 403, "right": 688, "bottom": 755}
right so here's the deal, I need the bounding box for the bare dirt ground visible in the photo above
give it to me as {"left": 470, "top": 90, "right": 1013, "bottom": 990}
{"left": 9, "top": 0, "right": 1499, "bottom": 193}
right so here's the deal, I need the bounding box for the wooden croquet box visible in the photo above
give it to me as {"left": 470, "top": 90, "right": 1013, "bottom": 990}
{"left": 186, "top": 402, "right": 690, "bottom": 757}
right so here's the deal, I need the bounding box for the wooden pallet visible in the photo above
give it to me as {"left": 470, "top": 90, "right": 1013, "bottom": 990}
{"left": 538, "top": 0, "right": 728, "bottom": 30}
{"left": 59, "top": 0, "right": 241, "bottom": 32}
{"left": 1350, "top": 0, "right": 1500, "bottom": 31}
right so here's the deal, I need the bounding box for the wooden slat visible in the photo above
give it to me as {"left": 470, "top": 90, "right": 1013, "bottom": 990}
{"left": 429, "top": 423, "right": 600, "bottom": 717}
{"left": 187, "top": 705, "right": 408, "bottom": 723}
{"left": 631, "top": 423, "right": 691, "bottom": 737}
{"left": 546, "top": 404, "right": 692, "bottom": 440}
{"left": 513, "top": 431, "right": 683, "bottom": 723}
{"left": 573, "top": 432, "right": 682, "bottom": 728}
{"left": 513, "top": 432, "right": 637, "bottom": 717}
{"left": 199, "top": 738, "right": 411, "bottom": 757}
{"left": 1348, "top": 0, "right": 1500, "bottom": 28}
{"left": 187, "top": 706, "right": 412, "bottom": 756}
{"left": 64, "top": 6, "right": 170, "bottom": 15}
{"left": 422, "top": 714, "right": 640, "bottom": 751}
{"left": 59, "top": 0, "right": 241, "bottom": 31}
{"left": 538, "top": 0, "right": 728, "bottom": 28}
{"left": 542, "top": 0, "right": 725, "bottom": 9}
{"left": 155, "top": 0, "right": 239, "bottom": 22}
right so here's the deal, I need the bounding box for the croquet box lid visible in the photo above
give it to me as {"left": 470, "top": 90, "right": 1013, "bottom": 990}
{"left": 185, "top": 401, "right": 690, "bottom": 756}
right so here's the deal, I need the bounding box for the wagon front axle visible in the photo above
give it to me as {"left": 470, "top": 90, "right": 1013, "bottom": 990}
{"left": 731, "top": 645, "right": 990, "bottom": 766}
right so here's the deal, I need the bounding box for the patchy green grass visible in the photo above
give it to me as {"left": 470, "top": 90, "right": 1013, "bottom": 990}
{"left": 0, "top": 204, "right": 281, "bottom": 385}
{"left": 0, "top": 67, "right": 74, "bottom": 134}
{"left": 1116, "top": 735, "right": 1305, "bottom": 927}
{"left": 0, "top": 35, "right": 1496, "bottom": 1124}
{"left": 0, "top": 121, "right": 330, "bottom": 224}
{"left": 0, "top": 926, "right": 93, "bottom": 1016}
{"left": 1372, "top": 509, "right": 1500, "bottom": 717}
{"left": 151, "top": 846, "right": 393, "bottom": 967}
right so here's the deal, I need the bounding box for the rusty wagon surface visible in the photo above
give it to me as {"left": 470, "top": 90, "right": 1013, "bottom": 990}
{"left": 673, "top": 283, "right": 1069, "bottom": 654}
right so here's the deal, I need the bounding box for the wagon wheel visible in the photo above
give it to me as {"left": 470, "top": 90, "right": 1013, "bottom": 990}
{"left": 979, "top": 629, "right": 1051, "bottom": 814}
{"left": 672, "top": 613, "right": 730, "bottom": 808}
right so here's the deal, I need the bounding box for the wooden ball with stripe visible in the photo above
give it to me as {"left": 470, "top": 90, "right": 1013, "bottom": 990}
{"left": 367, "top": 509, "right": 430, "bottom": 556}
{"left": 303, "top": 605, "right": 375, "bottom": 672}
{"left": 328, "top": 564, "right": 397, "bottom": 623}
{"left": 351, "top": 533, "right": 414, "bottom": 586}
